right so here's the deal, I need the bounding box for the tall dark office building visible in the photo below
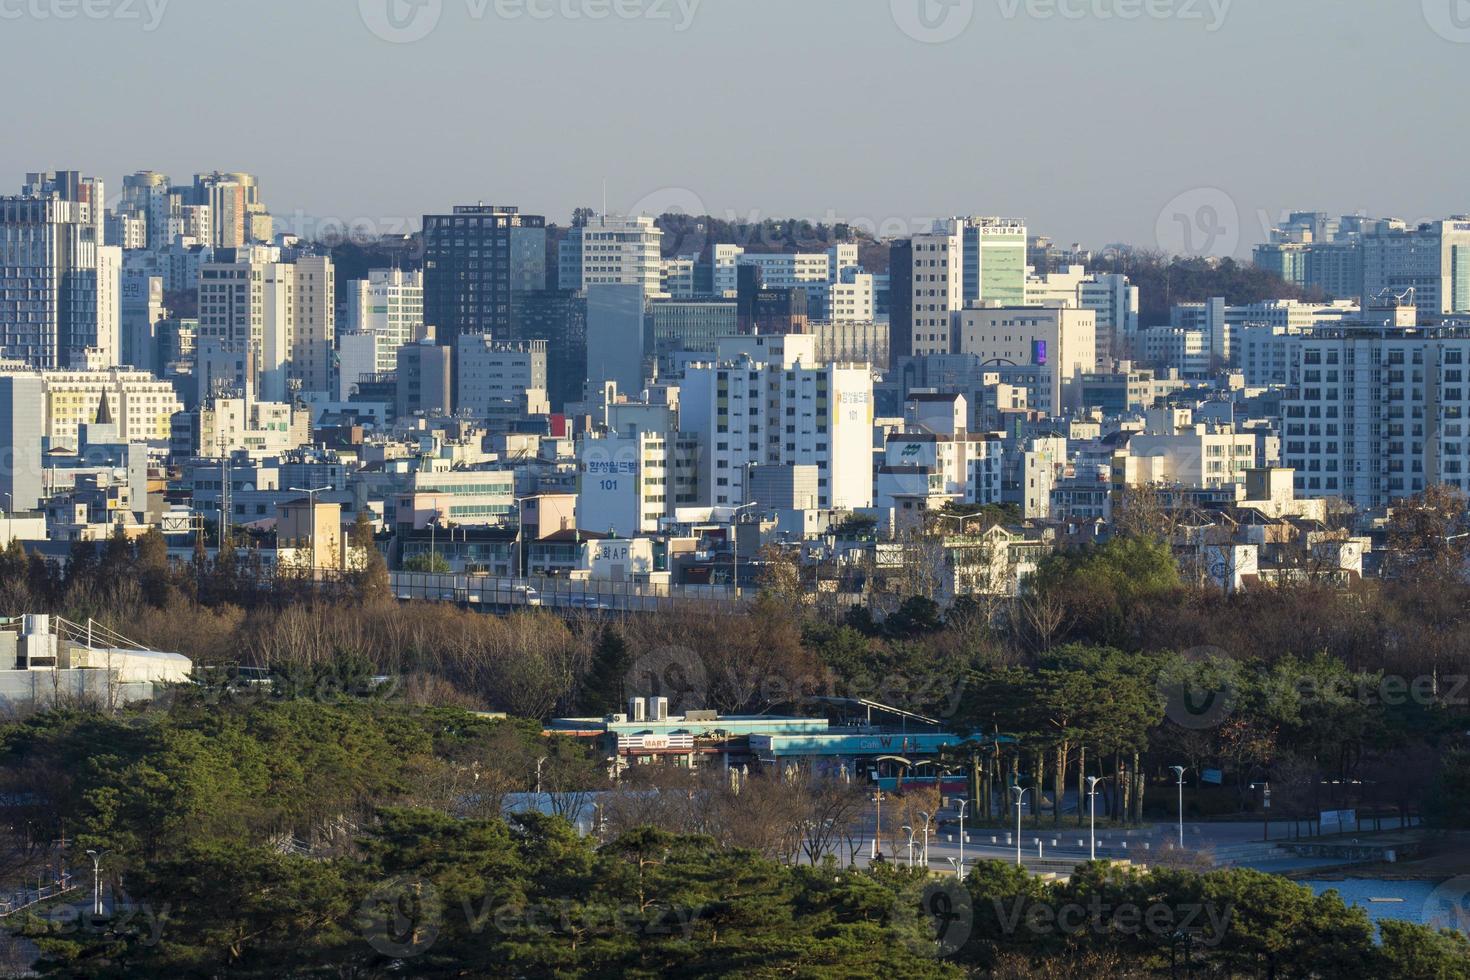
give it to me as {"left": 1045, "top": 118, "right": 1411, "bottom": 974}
{"left": 508, "top": 289, "right": 587, "bottom": 411}
{"left": 422, "top": 205, "right": 547, "bottom": 342}
{"left": 736, "top": 265, "right": 809, "bottom": 334}
{"left": 888, "top": 239, "right": 913, "bottom": 361}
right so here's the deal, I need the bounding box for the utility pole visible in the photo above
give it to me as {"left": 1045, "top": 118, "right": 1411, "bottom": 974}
{"left": 1170, "top": 766, "right": 1187, "bottom": 850}
{"left": 217, "top": 434, "right": 230, "bottom": 551}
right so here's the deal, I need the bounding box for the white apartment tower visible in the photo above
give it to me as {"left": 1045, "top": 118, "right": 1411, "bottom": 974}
{"left": 120, "top": 171, "right": 175, "bottom": 250}
{"left": 344, "top": 268, "right": 424, "bottom": 372}
{"left": 289, "top": 255, "right": 335, "bottom": 395}
{"left": 907, "top": 217, "right": 1028, "bottom": 356}
{"left": 198, "top": 248, "right": 333, "bottom": 401}
{"left": 559, "top": 214, "right": 665, "bottom": 297}
{"left": 680, "top": 333, "right": 873, "bottom": 510}
{"left": 1280, "top": 311, "right": 1470, "bottom": 507}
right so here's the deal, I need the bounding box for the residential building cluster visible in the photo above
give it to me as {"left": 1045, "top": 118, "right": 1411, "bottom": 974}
{"left": 0, "top": 171, "right": 1463, "bottom": 602}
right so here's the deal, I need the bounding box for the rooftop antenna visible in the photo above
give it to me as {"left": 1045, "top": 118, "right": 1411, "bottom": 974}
{"left": 601, "top": 178, "right": 607, "bottom": 224}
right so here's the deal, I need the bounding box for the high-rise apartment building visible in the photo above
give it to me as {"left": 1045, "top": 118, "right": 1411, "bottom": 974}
{"left": 120, "top": 270, "right": 166, "bottom": 374}
{"left": 1280, "top": 322, "right": 1470, "bottom": 506}
{"left": 197, "top": 248, "right": 334, "bottom": 400}
{"left": 290, "top": 255, "right": 335, "bottom": 395}
{"left": 1361, "top": 219, "right": 1470, "bottom": 316}
{"left": 394, "top": 341, "right": 453, "bottom": 419}
{"left": 190, "top": 172, "right": 271, "bottom": 248}
{"left": 0, "top": 374, "right": 45, "bottom": 510}
{"left": 906, "top": 217, "right": 1028, "bottom": 357}
{"left": 120, "top": 171, "right": 174, "bottom": 250}
{"left": 577, "top": 429, "right": 675, "bottom": 536}
{"left": 680, "top": 333, "right": 873, "bottom": 510}
{"left": 344, "top": 269, "right": 425, "bottom": 373}
{"left": 558, "top": 214, "right": 664, "bottom": 297}
{"left": 0, "top": 172, "right": 118, "bottom": 369}
{"left": 455, "top": 334, "right": 548, "bottom": 419}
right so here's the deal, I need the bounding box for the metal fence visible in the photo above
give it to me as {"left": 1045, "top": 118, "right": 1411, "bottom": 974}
{"left": 0, "top": 875, "right": 77, "bottom": 918}
{"left": 389, "top": 572, "right": 747, "bottom": 613}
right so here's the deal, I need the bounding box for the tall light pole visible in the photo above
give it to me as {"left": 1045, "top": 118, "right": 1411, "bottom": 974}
{"left": 1010, "top": 786, "right": 1031, "bottom": 867}
{"left": 872, "top": 791, "right": 884, "bottom": 860}
{"left": 730, "top": 502, "right": 757, "bottom": 598}
{"left": 901, "top": 825, "right": 915, "bottom": 868}
{"left": 1086, "top": 776, "right": 1103, "bottom": 861}
{"left": 918, "top": 810, "right": 932, "bottom": 868}
{"left": 1170, "top": 765, "right": 1187, "bottom": 850}
{"left": 536, "top": 756, "right": 548, "bottom": 797}
{"left": 955, "top": 799, "right": 970, "bottom": 879}
{"left": 513, "top": 495, "right": 533, "bottom": 580}
{"left": 290, "top": 486, "right": 332, "bottom": 577}
{"left": 84, "top": 849, "right": 105, "bottom": 917}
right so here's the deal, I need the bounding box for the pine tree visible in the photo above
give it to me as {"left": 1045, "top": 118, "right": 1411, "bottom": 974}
{"left": 101, "top": 521, "right": 133, "bottom": 580}
{"left": 579, "top": 625, "right": 632, "bottom": 716}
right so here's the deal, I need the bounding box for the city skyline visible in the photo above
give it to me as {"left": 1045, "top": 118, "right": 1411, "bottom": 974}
{"left": 4, "top": 1, "right": 1470, "bottom": 255}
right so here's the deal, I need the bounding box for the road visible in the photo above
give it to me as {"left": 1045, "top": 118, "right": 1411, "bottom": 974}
{"left": 390, "top": 571, "right": 745, "bottom": 614}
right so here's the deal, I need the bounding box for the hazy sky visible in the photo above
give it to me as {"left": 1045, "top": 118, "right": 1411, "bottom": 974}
{"left": 3, "top": 0, "right": 1467, "bottom": 256}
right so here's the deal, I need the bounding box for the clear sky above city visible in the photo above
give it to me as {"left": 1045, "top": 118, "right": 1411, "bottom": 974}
{"left": 4, "top": 0, "right": 1467, "bottom": 254}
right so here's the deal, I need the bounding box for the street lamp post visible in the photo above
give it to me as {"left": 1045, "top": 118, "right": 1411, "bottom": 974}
{"left": 84, "top": 849, "right": 105, "bottom": 917}
{"left": 515, "top": 497, "right": 526, "bottom": 580}
{"left": 918, "top": 810, "right": 932, "bottom": 868}
{"left": 290, "top": 486, "right": 332, "bottom": 578}
{"left": 1170, "top": 766, "right": 1187, "bottom": 850}
{"left": 872, "top": 791, "right": 883, "bottom": 860}
{"left": 1086, "top": 776, "right": 1103, "bottom": 861}
{"left": 901, "top": 825, "right": 915, "bottom": 868}
{"left": 1010, "top": 786, "right": 1031, "bottom": 867}
{"left": 730, "top": 502, "right": 757, "bottom": 598}
{"left": 535, "top": 756, "right": 548, "bottom": 797}
{"left": 955, "top": 799, "right": 969, "bottom": 880}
